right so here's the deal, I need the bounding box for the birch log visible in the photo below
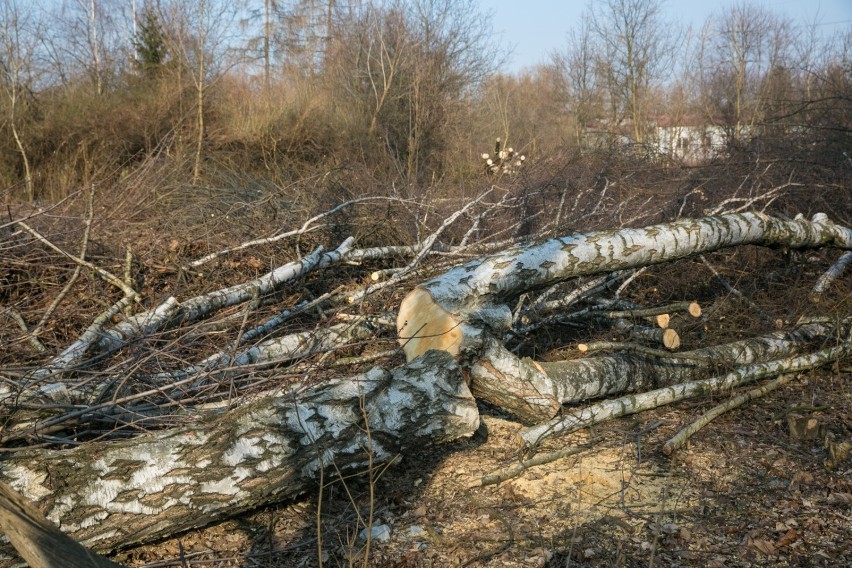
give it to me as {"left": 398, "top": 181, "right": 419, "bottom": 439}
{"left": 521, "top": 340, "right": 850, "bottom": 446}
{"left": 466, "top": 322, "right": 842, "bottom": 423}
{"left": 0, "top": 351, "right": 478, "bottom": 564}
{"left": 27, "top": 239, "right": 355, "bottom": 398}
{"left": 397, "top": 212, "right": 852, "bottom": 361}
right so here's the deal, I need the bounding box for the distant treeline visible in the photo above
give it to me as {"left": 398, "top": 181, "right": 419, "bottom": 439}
{"left": 1, "top": 0, "right": 849, "bottom": 202}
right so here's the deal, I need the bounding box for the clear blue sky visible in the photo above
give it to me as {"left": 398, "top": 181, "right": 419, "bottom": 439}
{"left": 486, "top": 0, "right": 852, "bottom": 73}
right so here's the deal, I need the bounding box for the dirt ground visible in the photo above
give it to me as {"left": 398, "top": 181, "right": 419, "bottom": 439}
{"left": 114, "top": 364, "right": 852, "bottom": 568}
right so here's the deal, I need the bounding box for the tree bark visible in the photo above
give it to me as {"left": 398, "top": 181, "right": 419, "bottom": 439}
{"left": 26, "top": 239, "right": 354, "bottom": 399}
{"left": 0, "top": 481, "right": 122, "bottom": 568}
{"left": 521, "top": 339, "right": 850, "bottom": 446}
{"left": 0, "top": 351, "right": 478, "bottom": 564}
{"left": 467, "top": 321, "right": 840, "bottom": 424}
{"left": 397, "top": 212, "right": 852, "bottom": 361}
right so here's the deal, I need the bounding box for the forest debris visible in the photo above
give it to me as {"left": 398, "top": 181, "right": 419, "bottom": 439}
{"left": 663, "top": 373, "right": 799, "bottom": 455}
{"left": 0, "top": 351, "right": 478, "bottom": 562}
{"left": 521, "top": 339, "right": 851, "bottom": 447}
{"left": 787, "top": 414, "right": 826, "bottom": 441}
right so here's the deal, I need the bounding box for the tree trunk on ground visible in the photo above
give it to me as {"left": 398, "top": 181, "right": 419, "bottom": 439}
{"left": 468, "top": 322, "right": 840, "bottom": 423}
{"left": 27, "top": 239, "right": 354, "bottom": 396}
{"left": 520, "top": 340, "right": 850, "bottom": 446}
{"left": 3, "top": 211, "right": 850, "bottom": 564}
{"left": 397, "top": 212, "right": 852, "bottom": 361}
{"left": 0, "top": 351, "right": 478, "bottom": 564}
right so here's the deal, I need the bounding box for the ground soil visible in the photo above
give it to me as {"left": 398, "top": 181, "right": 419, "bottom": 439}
{"left": 115, "top": 365, "right": 852, "bottom": 568}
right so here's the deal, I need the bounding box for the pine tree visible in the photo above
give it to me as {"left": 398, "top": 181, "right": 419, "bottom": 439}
{"left": 134, "top": 8, "right": 167, "bottom": 72}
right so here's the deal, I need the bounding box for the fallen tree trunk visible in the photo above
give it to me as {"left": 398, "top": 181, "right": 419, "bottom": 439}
{"left": 29, "top": 238, "right": 355, "bottom": 386}
{"left": 3, "top": 209, "right": 850, "bottom": 565}
{"left": 520, "top": 338, "right": 851, "bottom": 446}
{"left": 467, "top": 321, "right": 842, "bottom": 423}
{"left": 397, "top": 212, "right": 852, "bottom": 360}
{"left": 0, "top": 351, "right": 478, "bottom": 564}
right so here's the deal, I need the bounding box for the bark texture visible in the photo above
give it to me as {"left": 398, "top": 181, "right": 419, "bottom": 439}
{"left": 465, "top": 322, "right": 837, "bottom": 423}
{"left": 0, "top": 481, "right": 122, "bottom": 568}
{"left": 31, "top": 239, "right": 354, "bottom": 384}
{"left": 397, "top": 212, "right": 852, "bottom": 360}
{"left": 0, "top": 351, "right": 478, "bottom": 563}
{"left": 521, "top": 340, "right": 850, "bottom": 446}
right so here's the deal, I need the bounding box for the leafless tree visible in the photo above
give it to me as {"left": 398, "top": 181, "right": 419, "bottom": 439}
{"left": 0, "top": 0, "right": 40, "bottom": 202}
{"left": 327, "top": 0, "right": 495, "bottom": 181}
{"left": 587, "top": 0, "right": 679, "bottom": 145}
{"left": 552, "top": 13, "right": 602, "bottom": 148}
{"left": 697, "top": 3, "right": 796, "bottom": 143}
{"left": 159, "top": 0, "right": 239, "bottom": 183}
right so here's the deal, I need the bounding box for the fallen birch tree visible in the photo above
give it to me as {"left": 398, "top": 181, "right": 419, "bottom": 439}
{"left": 1, "top": 207, "right": 850, "bottom": 565}
{"left": 0, "top": 351, "right": 478, "bottom": 564}
{"left": 397, "top": 212, "right": 852, "bottom": 360}
{"left": 397, "top": 212, "right": 852, "bottom": 422}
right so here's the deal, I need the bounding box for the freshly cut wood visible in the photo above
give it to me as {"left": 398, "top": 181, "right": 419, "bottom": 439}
{"left": 600, "top": 318, "right": 681, "bottom": 349}
{"left": 397, "top": 212, "right": 851, "bottom": 361}
{"left": 0, "top": 481, "right": 123, "bottom": 568}
{"left": 0, "top": 351, "right": 478, "bottom": 563}
{"left": 688, "top": 301, "right": 702, "bottom": 318}
{"left": 663, "top": 328, "right": 680, "bottom": 350}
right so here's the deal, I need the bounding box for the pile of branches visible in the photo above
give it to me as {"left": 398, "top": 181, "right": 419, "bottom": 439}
{"left": 0, "top": 154, "right": 850, "bottom": 566}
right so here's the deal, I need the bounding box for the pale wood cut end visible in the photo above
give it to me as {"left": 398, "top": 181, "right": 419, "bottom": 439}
{"left": 662, "top": 328, "right": 680, "bottom": 350}
{"left": 688, "top": 301, "right": 702, "bottom": 317}
{"left": 656, "top": 313, "right": 670, "bottom": 329}
{"left": 397, "top": 287, "right": 463, "bottom": 361}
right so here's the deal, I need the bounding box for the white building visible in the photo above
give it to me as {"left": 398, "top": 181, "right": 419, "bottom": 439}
{"left": 652, "top": 116, "right": 729, "bottom": 164}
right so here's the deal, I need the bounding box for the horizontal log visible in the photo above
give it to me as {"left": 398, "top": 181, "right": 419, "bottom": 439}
{"left": 398, "top": 212, "right": 852, "bottom": 360}
{"left": 521, "top": 339, "right": 850, "bottom": 446}
{"left": 0, "top": 351, "right": 479, "bottom": 564}
{"left": 466, "top": 322, "right": 842, "bottom": 424}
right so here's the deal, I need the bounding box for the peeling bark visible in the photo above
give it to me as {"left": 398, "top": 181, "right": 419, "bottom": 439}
{"left": 26, "top": 239, "right": 354, "bottom": 398}
{"left": 0, "top": 351, "right": 478, "bottom": 563}
{"left": 521, "top": 339, "right": 850, "bottom": 446}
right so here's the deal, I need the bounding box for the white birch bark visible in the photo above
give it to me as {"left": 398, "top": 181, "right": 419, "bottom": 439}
{"left": 467, "top": 322, "right": 840, "bottom": 423}
{"left": 26, "top": 239, "right": 354, "bottom": 395}
{"left": 811, "top": 250, "right": 852, "bottom": 299}
{"left": 521, "top": 339, "right": 850, "bottom": 446}
{"left": 0, "top": 351, "right": 478, "bottom": 563}
{"left": 397, "top": 212, "right": 852, "bottom": 361}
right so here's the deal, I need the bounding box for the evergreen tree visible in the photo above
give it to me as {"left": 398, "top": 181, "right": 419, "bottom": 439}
{"left": 134, "top": 8, "right": 167, "bottom": 72}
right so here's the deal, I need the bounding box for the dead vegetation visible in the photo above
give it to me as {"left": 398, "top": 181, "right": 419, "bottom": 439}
{"left": 0, "top": 145, "right": 850, "bottom": 566}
